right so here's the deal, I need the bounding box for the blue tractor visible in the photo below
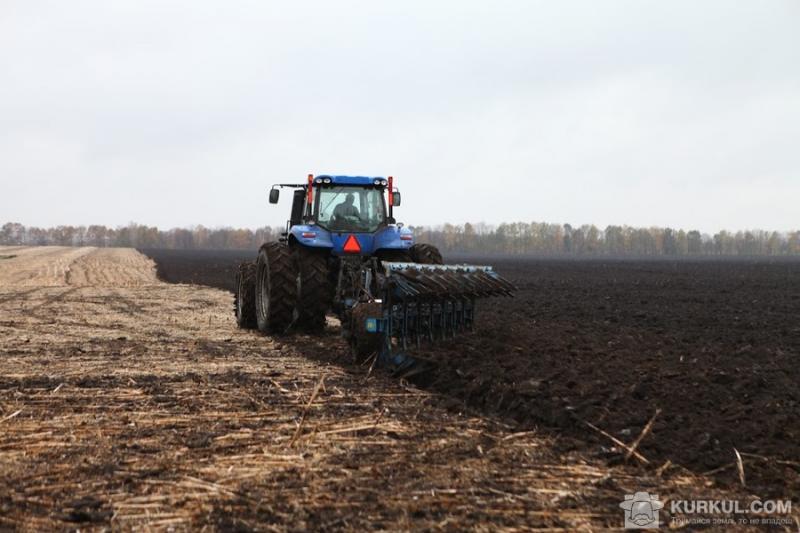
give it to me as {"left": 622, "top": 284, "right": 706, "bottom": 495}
{"left": 234, "top": 174, "right": 513, "bottom": 371}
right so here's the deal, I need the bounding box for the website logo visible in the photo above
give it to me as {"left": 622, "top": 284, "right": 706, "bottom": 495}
{"left": 620, "top": 491, "right": 664, "bottom": 529}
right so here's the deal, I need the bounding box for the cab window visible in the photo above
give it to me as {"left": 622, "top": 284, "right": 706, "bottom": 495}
{"left": 316, "top": 186, "right": 386, "bottom": 232}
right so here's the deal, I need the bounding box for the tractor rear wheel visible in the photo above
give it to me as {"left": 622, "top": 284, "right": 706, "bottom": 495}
{"left": 410, "top": 243, "right": 444, "bottom": 264}
{"left": 295, "top": 247, "right": 332, "bottom": 333}
{"left": 255, "top": 242, "right": 298, "bottom": 334}
{"left": 234, "top": 261, "right": 257, "bottom": 329}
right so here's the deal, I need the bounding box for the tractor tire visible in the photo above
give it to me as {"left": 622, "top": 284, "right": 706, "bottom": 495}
{"left": 234, "top": 261, "right": 257, "bottom": 329}
{"left": 410, "top": 243, "right": 444, "bottom": 264}
{"left": 255, "top": 242, "right": 298, "bottom": 334}
{"left": 295, "top": 247, "right": 333, "bottom": 333}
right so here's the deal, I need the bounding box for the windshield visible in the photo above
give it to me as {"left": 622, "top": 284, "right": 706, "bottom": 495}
{"left": 315, "top": 185, "right": 386, "bottom": 232}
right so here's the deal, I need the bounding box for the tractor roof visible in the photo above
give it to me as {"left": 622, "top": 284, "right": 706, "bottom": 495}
{"left": 317, "top": 175, "right": 386, "bottom": 186}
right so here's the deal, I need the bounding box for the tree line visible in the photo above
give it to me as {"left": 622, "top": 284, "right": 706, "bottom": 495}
{"left": 2, "top": 221, "right": 800, "bottom": 256}
{"left": 415, "top": 222, "right": 800, "bottom": 256}
{"left": 0, "top": 222, "right": 279, "bottom": 251}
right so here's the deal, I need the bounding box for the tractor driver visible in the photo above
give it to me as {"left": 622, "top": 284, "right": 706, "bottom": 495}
{"left": 333, "top": 193, "right": 360, "bottom": 219}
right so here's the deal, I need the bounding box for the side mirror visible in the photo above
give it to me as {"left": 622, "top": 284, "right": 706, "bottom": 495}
{"left": 392, "top": 192, "right": 401, "bottom": 206}
{"left": 269, "top": 189, "right": 280, "bottom": 204}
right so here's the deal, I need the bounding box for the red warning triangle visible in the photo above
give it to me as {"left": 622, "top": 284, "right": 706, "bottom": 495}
{"left": 343, "top": 234, "right": 361, "bottom": 254}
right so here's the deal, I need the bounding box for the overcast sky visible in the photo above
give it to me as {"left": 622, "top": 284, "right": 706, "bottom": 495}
{"left": 1, "top": 1, "right": 798, "bottom": 233}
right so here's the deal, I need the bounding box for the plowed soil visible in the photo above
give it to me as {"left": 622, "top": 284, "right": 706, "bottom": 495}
{"left": 0, "top": 246, "right": 792, "bottom": 531}
{"left": 432, "top": 256, "right": 800, "bottom": 500}
{"left": 141, "top": 249, "right": 800, "bottom": 506}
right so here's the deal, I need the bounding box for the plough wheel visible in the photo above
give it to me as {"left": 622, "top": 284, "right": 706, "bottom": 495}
{"left": 350, "top": 302, "right": 383, "bottom": 363}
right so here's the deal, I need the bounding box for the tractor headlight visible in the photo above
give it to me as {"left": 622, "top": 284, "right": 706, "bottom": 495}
{"left": 323, "top": 178, "right": 332, "bottom": 184}
{"left": 373, "top": 179, "right": 381, "bottom": 186}
{"left": 315, "top": 178, "right": 323, "bottom": 184}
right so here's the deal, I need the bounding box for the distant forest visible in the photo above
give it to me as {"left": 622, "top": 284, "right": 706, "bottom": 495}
{"left": 2, "top": 221, "right": 800, "bottom": 256}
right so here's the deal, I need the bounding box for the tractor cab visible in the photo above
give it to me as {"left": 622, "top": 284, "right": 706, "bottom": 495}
{"left": 310, "top": 176, "right": 400, "bottom": 232}
{"left": 315, "top": 181, "right": 387, "bottom": 233}
{"left": 270, "top": 175, "right": 408, "bottom": 256}
{"left": 271, "top": 175, "right": 401, "bottom": 232}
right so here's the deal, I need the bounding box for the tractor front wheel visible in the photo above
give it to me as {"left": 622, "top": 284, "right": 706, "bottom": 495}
{"left": 255, "top": 242, "right": 298, "bottom": 334}
{"left": 410, "top": 243, "right": 444, "bottom": 264}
